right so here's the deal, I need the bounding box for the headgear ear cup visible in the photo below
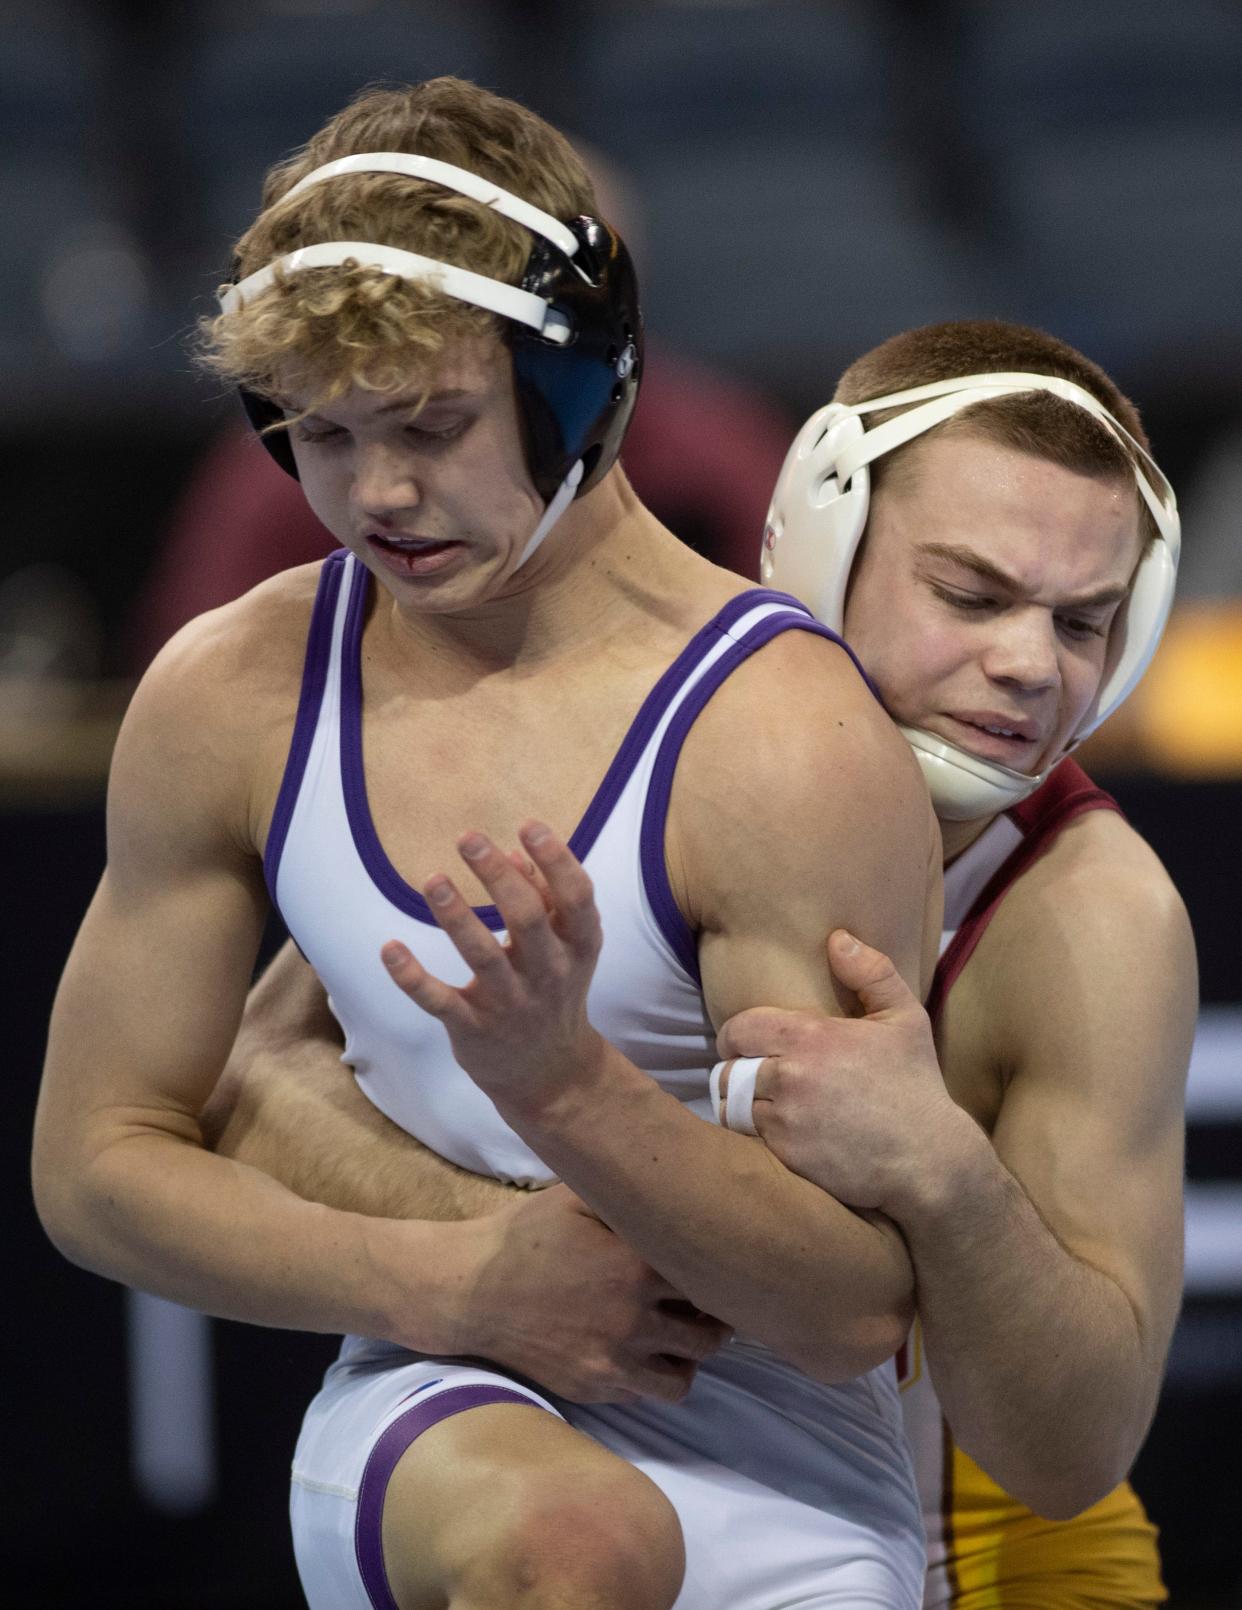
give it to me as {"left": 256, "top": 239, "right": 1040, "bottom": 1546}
{"left": 510, "top": 215, "right": 642, "bottom": 503}
{"left": 239, "top": 388, "right": 296, "bottom": 477}
{"left": 761, "top": 404, "right": 869, "bottom": 626}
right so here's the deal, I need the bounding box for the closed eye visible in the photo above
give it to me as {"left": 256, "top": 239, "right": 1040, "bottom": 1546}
{"left": 405, "top": 420, "right": 467, "bottom": 444}
{"left": 930, "top": 582, "right": 996, "bottom": 613}
{"left": 1056, "top": 614, "right": 1109, "bottom": 641}
{"left": 292, "top": 422, "right": 345, "bottom": 445}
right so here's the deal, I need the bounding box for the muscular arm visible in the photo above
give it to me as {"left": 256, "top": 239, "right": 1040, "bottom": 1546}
{"left": 32, "top": 609, "right": 480, "bottom": 1354}
{"left": 724, "top": 812, "right": 1194, "bottom": 1514}
{"left": 898, "top": 825, "right": 1194, "bottom": 1517}
{"left": 403, "top": 631, "right": 942, "bottom": 1382}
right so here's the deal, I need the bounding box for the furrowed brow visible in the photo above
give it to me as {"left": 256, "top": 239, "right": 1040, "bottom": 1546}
{"left": 1060, "top": 582, "right": 1130, "bottom": 610}
{"left": 914, "top": 542, "right": 1019, "bottom": 590}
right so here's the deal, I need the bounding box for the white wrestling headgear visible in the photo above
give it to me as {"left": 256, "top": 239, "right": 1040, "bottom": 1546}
{"left": 219, "top": 152, "right": 643, "bottom": 568}
{"left": 760, "top": 372, "right": 1181, "bottom": 820}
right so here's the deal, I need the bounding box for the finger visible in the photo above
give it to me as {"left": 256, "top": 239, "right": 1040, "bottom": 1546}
{"left": 651, "top": 1310, "right": 733, "bottom": 1362}
{"left": 709, "top": 1056, "right": 764, "bottom": 1135}
{"left": 827, "top": 930, "right": 921, "bottom": 1019}
{"left": 423, "top": 873, "right": 517, "bottom": 983}
{"left": 518, "top": 821, "right": 601, "bottom": 955}
{"left": 752, "top": 1056, "right": 779, "bottom": 1105}
{"left": 716, "top": 1005, "right": 819, "bottom": 1060}
{"left": 637, "top": 1353, "right": 698, "bottom": 1403}
{"left": 381, "top": 939, "right": 472, "bottom": 1025}
{"left": 508, "top": 849, "right": 554, "bottom": 914}
{"left": 458, "top": 832, "right": 560, "bottom": 966}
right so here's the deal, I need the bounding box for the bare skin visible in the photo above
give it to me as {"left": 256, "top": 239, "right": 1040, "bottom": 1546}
{"left": 34, "top": 336, "right": 937, "bottom": 1609}
{"left": 381, "top": 1403, "right": 685, "bottom": 1610}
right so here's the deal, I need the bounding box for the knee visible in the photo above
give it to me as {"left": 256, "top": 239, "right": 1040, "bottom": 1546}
{"left": 455, "top": 1464, "right": 684, "bottom": 1610}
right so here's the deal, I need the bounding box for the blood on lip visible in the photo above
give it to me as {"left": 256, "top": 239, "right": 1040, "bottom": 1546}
{"left": 371, "top": 534, "right": 452, "bottom": 551}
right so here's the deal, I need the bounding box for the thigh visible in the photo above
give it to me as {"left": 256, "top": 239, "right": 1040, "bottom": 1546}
{"left": 291, "top": 1358, "right": 683, "bottom": 1610}
{"left": 383, "top": 1397, "right": 684, "bottom": 1610}
{"left": 292, "top": 1360, "right": 552, "bottom": 1610}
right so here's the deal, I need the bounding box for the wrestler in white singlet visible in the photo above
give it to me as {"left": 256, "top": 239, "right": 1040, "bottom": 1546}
{"left": 275, "top": 551, "right": 925, "bottom": 1610}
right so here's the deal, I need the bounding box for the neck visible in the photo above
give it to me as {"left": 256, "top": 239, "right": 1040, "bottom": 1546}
{"left": 380, "top": 468, "right": 689, "bottom": 676}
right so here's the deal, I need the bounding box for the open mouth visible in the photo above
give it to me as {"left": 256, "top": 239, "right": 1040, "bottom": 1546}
{"left": 942, "top": 714, "right": 1040, "bottom": 766}
{"left": 366, "top": 533, "right": 463, "bottom": 575}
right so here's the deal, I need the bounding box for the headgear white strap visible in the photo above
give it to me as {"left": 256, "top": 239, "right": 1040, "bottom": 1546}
{"left": 277, "top": 152, "right": 581, "bottom": 259}
{"left": 834, "top": 371, "right": 1179, "bottom": 552}
{"left": 219, "top": 241, "right": 572, "bottom": 343}
{"left": 709, "top": 1058, "right": 763, "bottom": 1136}
{"left": 517, "top": 459, "right": 585, "bottom": 568}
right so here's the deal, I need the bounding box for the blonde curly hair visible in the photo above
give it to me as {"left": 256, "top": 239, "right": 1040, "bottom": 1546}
{"left": 197, "top": 77, "right": 597, "bottom": 409}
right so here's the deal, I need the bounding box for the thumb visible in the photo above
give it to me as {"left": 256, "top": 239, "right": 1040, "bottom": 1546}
{"left": 827, "top": 929, "right": 919, "bottom": 1019}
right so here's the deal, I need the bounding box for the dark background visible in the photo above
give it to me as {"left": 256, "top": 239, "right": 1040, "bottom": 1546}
{"left": 4, "top": 2, "right": 1241, "bottom": 1605}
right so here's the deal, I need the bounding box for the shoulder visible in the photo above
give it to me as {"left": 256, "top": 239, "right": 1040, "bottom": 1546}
{"left": 109, "top": 562, "right": 325, "bottom": 860}
{"left": 983, "top": 806, "right": 1197, "bottom": 1087}
{"left": 150, "top": 559, "right": 325, "bottom": 692}
{"left": 129, "top": 561, "right": 323, "bottom": 725}
{"left": 992, "top": 806, "right": 1192, "bottom": 965}
{"left": 669, "top": 620, "right": 939, "bottom": 947}
{"left": 678, "top": 620, "right": 930, "bottom": 833}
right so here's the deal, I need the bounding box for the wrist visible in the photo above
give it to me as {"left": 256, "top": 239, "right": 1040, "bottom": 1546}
{"left": 884, "top": 1103, "right": 996, "bottom": 1231}
{"left": 496, "top": 1026, "right": 617, "bottom": 1127}
{"left": 363, "top": 1213, "right": 485, "bottom": 1354}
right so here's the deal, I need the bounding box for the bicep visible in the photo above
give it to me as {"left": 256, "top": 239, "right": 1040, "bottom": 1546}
{"left": 41, "top": 859, "right": 268, "bottom": 1156}
{"left": 684, "top": 648, "right": 939, "bottom": 1027}
{"left": 36, "top": 657, "right": 270, "bottom": 1177}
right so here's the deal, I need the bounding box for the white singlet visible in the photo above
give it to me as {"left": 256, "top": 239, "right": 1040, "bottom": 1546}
{"left": 270, "top": 551, "right": 925, "bottom": 1610}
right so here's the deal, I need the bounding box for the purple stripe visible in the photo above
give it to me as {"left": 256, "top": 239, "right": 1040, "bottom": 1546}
{"left": 354, "top": 1384, "right": 549, "bottom": 1610}
{"left": 263, "top": 549, "right": 350, "bottom": 908}
{"left": 641, "top": 614, "right": 877, "bottom": 981}
{"left": 339, "top": 571, "right": 800, "bottom": 927}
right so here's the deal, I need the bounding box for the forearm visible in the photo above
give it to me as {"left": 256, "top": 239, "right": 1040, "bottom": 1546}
{"left": 899, "top": 1118, "right": 1154, "bottom": 1516}
{"left": 207, "top": 1037, "right": 515, "bottom": 1221}
{"left": 37, "top": 1123, "right": 472, "bottom": 1352}
{"left": 498, "top": 1039, "right": 914, "bottom": 1381}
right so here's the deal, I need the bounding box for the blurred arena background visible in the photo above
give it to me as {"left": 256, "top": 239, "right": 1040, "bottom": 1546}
{"left": 3, "top": 1, "right": 1240, "bottom": 1605}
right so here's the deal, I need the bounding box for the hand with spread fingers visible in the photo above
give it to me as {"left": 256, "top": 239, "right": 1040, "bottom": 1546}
{"left": 380, "top": 821, "right": 607, "bottom": 1111}
{"left": 717, "top": 929, "right": 972, "bottom": 1219}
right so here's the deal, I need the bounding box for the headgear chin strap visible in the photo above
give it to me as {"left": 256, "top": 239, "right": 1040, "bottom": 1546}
{"left": 219, "top": 151, "right": 643, "bottom": 569}
{"left": 761, "top": 371, "right": 1180, "bottom": 821}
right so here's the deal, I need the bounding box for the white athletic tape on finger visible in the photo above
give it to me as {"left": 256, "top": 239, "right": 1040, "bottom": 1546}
{"left": 709, "top": 1057, "right": 763, "bottom": 1135}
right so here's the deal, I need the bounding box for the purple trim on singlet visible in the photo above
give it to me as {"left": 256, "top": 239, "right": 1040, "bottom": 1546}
{"left": 337, "top": 571, "right": 800, "bottom": 927}
{"left": 263, "top": 549, "right": 350, "bottom": 907}
{"left": 641, "top": 613, "right": 879, "bottom": 983}
{"left": 354, "top": 1384, "right": 548, "bottom": 1610}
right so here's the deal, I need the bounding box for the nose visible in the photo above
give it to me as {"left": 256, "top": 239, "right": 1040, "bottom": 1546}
{"left": 349, "top": 438, "right": 420, "bottom": 521}
{"left": 981, "top": 606, "right": 1060, "bottom": 694}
